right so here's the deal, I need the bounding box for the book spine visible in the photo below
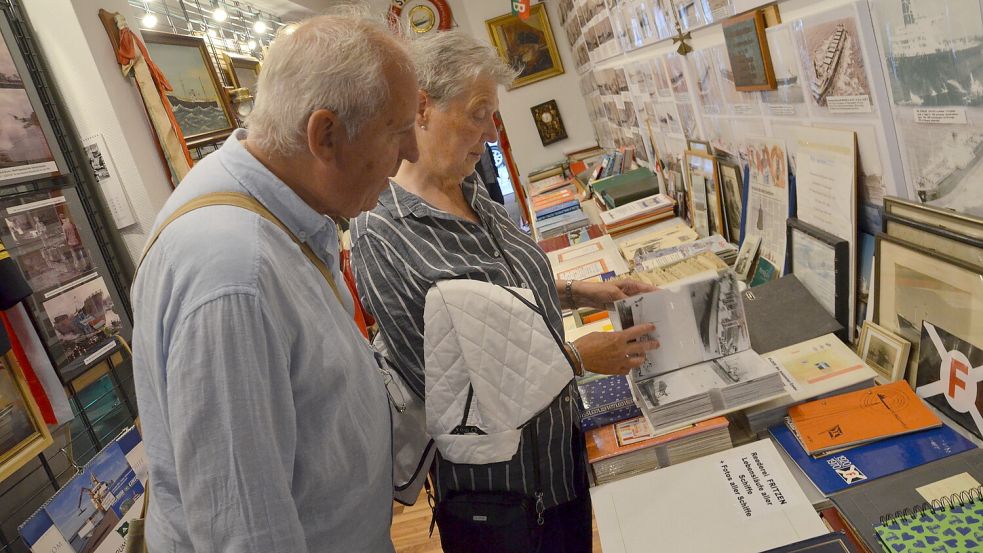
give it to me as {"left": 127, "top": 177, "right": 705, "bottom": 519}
{"left": 536, "top": 204, "right": 582, "bottom": 221}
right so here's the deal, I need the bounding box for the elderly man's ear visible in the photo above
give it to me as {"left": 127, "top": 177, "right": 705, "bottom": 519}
{"left": 307, "top": 108, "right": 343, "bottom": 161}
{"left": 417, "top": 90, "right": 431, "bottom": 128}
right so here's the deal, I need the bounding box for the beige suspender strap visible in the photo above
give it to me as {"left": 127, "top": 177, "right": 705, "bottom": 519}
{"left": 136, "top": 192, "right": 343, "bottom": 304}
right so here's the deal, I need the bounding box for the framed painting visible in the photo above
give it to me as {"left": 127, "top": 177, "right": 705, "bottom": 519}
{"left": 721, "top": 10, "right": 777, "bottom": 92}
{"left": 718, "top": 159, "right": 744, "bottom": 244}
{"left": 884, "top": 196, "right": 983, "bottom": 242}
{"left": 142, "top": 30, "right": 236, "bottom": 147}
{"left": 0, "top": 13, "right": 67, "bottom": 187}
{"left": 530, "top": 99, "right": 568, "bottom": 146}
{"left": 486, "top": 3, "right": 565, "bottom": 89}
{"left": 857, "top": 321, "right": 910, "bottom": 383}
{"left": 874, "top": 233, "right": 983, "bottom": 385}
{"left": 221, "top": 52, "right": 261, "bottom": 99}
{"left": 685, "top": 151, "right": 724, "bottom": 237}
{"left": 884, "top": 214, "right": 983, "bottom": 267}
{"left": 0, "top": 350, "right": 53, "bottom": 482}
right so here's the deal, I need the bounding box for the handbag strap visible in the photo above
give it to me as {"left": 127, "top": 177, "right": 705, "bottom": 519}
{"left": 136, "top": 192, "right": 342, "bottom": 304}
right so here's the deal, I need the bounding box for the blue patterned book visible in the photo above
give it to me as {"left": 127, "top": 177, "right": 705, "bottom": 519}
{"left": 578, "top": 375, "right": 642, "bottom": 430}
{"left": 770, "top": 422, "right": 976, "bottom": 495}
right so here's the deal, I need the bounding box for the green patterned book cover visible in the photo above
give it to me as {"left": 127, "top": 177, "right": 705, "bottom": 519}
{"left": 875, "top": 498, "right": 983, "bottom": 552}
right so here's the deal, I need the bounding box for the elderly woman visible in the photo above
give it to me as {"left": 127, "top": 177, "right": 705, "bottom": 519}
{"left": 351, "top": 30, "right": 658, "bottom": 553}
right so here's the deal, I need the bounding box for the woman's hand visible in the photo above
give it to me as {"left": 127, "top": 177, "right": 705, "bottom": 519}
{"left": 572, "top": 324, "right": 660, "bottom": 376}
{"left": 572, "top": 278, "right": 659, "bottom": 310}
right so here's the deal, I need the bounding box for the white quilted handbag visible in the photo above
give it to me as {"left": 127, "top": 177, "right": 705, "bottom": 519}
{"left": 423, "top": 280, "right": 575, "bottom": 465}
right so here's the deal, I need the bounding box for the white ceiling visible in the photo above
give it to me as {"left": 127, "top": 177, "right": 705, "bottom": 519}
{"left": 246, "top": 0, "right": 391, "bottom": 20}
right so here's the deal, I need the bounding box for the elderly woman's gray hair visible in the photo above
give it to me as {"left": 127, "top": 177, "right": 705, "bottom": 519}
{"left": 410, "top": 29, "right": 519, "bottom": 105}
{"left": 247, "top": 9, "right": 413, "bottom": 156}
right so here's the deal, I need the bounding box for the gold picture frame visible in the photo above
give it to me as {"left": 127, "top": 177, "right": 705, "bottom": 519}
{"left": 857, "top": 321, "right": 911, "bottom": 384}
{"left": 142, "top": 30, "right": 237, "bottom": 147}
{"left": 486, "top": 4, "right": 565, "bottom": 89}
{"left": 221, "top": 52, "right": 261, "bottom": 99}
{"left": 0, "top": 351, "right": 53, "bottom": 482}
{"left": 685, "top": 150, "right": 724, "bottom": 238}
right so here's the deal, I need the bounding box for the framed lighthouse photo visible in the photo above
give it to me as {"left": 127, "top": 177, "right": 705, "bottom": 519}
{"left": 142, "top": 30, "right": 236, "bottom": 147}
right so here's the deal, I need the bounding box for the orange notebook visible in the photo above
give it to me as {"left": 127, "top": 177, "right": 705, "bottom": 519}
{"left": 586, "top": 416, "right": 729, "bottom": 463}
{"left": 787, "top": 381, "right": 941, "bottom": 456}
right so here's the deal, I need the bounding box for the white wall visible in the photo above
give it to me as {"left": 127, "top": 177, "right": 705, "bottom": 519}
{"left": 25, "top": 0, "right": 176, "bottom": 264}
{"left": 446, "top": 0, "right": 597, "bottom": 181}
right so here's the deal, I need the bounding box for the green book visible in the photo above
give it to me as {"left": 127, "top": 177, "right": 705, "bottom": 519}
{"left": 600, "top": 177, "right": 661, "bottom": 208}
{"left": 589, "top": 167, "right": 654, "bottom": 199}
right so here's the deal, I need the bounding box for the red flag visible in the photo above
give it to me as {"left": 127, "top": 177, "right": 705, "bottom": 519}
{"left": 512, "top": 0, "right": 531, "bottom": 20}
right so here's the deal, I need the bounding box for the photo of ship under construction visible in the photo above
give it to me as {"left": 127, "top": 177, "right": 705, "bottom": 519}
{"left": 797, "top": 13, "right": 873, "bottom": 109}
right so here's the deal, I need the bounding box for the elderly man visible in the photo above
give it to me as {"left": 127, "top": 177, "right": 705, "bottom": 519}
{"left": 130, "top": 12, "right": 418, "bottom": 553}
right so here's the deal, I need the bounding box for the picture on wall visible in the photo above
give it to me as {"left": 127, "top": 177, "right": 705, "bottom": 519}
{"left": 870, "top": 0, "right": 983, "bottom": 108}
{"left": 897, "top": 122, "right": 983, "bottom": 215}
{"left": 665, "top": 53, "right": 689, "bottom": 101}
{"left": 711, "top": 45, "right": 761, "bottom": 115}
{"left": 761, "top": 26, "right": 806, "bottom": 115}
{"left": 531, "top": 99, "right": 568, "bottom": 145}
{"left": 794, "top": 10, "right": 874, "bottom": 114}
{"left": 1, "top": 193, "right": 93, "bottom": 294}
{"left": 721, "top": 10, "right": 776, "bottom": 92}
{"left": 142, "top": 30, "right": 236, "bottom": 147}
{"left": 41, "top": 275, "right": 121, "bottom": 365}
{"left": 0, "top": 16, "right": 63, "bottom": 186}
{"left": 486, "top": 3, "right": 565, "bottom": 89}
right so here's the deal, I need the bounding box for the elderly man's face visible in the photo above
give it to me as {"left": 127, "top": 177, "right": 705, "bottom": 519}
{"left": 328, "top": 61, "right": 420, "bottom": 217}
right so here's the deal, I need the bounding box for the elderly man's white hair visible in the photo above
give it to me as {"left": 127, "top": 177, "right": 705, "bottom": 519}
{"left": 410, "top": 29, "right": 518, "bottom": 105}
{"left": 247, "top": 7, "right": 412, "bottom": 156}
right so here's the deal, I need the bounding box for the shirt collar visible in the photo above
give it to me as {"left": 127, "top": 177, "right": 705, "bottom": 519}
{"left": 217, "top": 129, "right": 337, "bottom": 256}
{"left": 380, "top": 173, "right": 489, "bottom": 222}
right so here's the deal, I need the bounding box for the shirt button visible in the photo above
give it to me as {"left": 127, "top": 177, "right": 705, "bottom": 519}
{"left": 299, "top": 231, "right": 307, "bottom": 240}
{"left": 493, "top": 251, "right": 501, "bottom": 257}
{"left": 564, "top": 395, "right": 571, "bottom": 402}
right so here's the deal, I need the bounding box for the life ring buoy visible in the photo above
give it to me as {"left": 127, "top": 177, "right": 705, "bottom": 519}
{"left": 388, "top": 0, "right": 453, "bottom": 34}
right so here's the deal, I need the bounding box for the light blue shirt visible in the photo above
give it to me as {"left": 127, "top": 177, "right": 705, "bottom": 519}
{"left": 132, "top": 130, "right": 395, "bottom": 553}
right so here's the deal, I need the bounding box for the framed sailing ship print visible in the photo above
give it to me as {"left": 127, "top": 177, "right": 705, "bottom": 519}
{"left": 142, "top": 30, "right": 236, "bottom": 147}
{"left": 0, "top": 347, "right": 53, "bottom": 482}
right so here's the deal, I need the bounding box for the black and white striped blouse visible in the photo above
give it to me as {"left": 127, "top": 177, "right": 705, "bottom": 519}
{"left": 351, "top": 176, "right": 581, "bottom": 509}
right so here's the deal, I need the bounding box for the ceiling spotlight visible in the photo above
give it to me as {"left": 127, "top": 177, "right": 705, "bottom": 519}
{"left": 253, "top": 20, "right": 267, "bottom": 33}
{"left": 142, "top": 12, "right": 158, "bottom": 28}
{"left": 213, "top": 7, "right": 228, "bottom": 23}
{"left": 247, "top": 39, "right": 257, "bottom": 51}
{"left": 207, "top": 28, "right": 217, "bottom": 38}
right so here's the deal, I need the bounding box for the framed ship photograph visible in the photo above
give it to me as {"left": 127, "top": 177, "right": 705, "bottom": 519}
{"left": 787, "top": 218, "right": 850, "bottom": 331}
{"left": 721, "top": 10, "right": 776, "bottom": 92}
{"left": 718, "top": 159, "right": 745, "bottom": 243}
{"left": 857, "top": 321, "right": 910, "bottom": 383}
{"left": 0, "top": 349, "right": 53, "bottom": 482}
{"left": 486, "top": 4, "right": 565, "bottom": 89}
{"left": 221, "top": 52, "right": 261, "bottom": 99}
{"left": 142, "top": 30, "right": 236, "bottom": 147}
{"left": 685, "top": 151, "right": 724, "bottom": 237}
{"left": 0, "top": 13, "right": 67, "bottom": 187}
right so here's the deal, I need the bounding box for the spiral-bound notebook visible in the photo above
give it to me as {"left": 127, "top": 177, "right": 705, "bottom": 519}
{"left": 875, "top": 492, "right": 983, "bottom": 552}
{"left": 830, "top": 448, "right": 983, "bottom": 553}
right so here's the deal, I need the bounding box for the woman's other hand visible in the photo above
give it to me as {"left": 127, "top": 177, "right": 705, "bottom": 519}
{"left": 573, "top": 279, "right": 658, "bottom": 310}
{"left": 573, "top": 324, "right": 660, "bottom": 376}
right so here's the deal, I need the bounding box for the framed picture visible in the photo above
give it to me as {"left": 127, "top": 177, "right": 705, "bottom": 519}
{"left": 721, "top": 10, "right": 777, "bottom": 92}
{"left": 530, "top": 99, "right": 568, "bottom": 146}
{"left": 687, "top": 139, "right": 711, "bottom": 153}
{"left": 718, "top": 160, "right": 744, "bottom": 244}
{"left": 857, "top": 321, "right": 911, "bottom": 383}
{"left": 685, "top": 151, "right": 724, "bottom": 237}
{"left": 874, "top": 233, "right": 983, "bottom": 385}
{"left": 486, "top": 4, "right": 565, "bottom": 89}
{"left": 221, "top": 52, "right": 261, "bottom": 99}
{"left": 787, "top": 218, "right": 850, "bottom": 332}
{"left": 0, "top": 12, "right": 67, "bottom": 187}
{"left": 734, "top": 234, "right": 761, "bottom": 282}
{"left": 142, "top": 30, "right": 236, "bottom": 147}
{"left": 884, "top": 214, "right": 983, "bottom": 267}
{"left": 0, "top": 350, "right": 53, "bottom": 482}
{"left": 884, "top": 196, "right": 983, "bottom": 242}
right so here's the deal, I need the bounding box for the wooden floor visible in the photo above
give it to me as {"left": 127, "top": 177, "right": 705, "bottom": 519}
{"left": 391, "top": 490, "right": 603, "bottom": 552}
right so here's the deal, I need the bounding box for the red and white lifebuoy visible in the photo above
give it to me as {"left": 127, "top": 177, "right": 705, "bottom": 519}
{"left": 388, "top": 0, "right": 453, "bottom": 35}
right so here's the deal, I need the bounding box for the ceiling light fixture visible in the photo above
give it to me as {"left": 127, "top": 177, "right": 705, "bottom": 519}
{"left": 253, "top": 20, "right": 267, "bottom": 33}
{"left": 213, "top": 7, "right": 228, "bottom": 23}
{"left": 142, "top": 12, "right": 158, "bottom": 28}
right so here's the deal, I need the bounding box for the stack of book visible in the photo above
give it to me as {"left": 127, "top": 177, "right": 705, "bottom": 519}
{"left": 547, "top": 235, "right": 630, "bottom": 282}
{"left": 742, "top": 335, "right": 877, "bottom": 434}
{"left": 634, "top": 234, "right": 737, "bottom": 270}
{"left": 578, "top": 374, "right": 643, "bottom": 431}
{"left": 586, "top": 416, "right": 731, "bottom": 485}
{"left": 616, "top": 271, "right": 786, "bottom": 434}
{"left": 598, "top": 194, "right": 675, "bottom": 236}
{"left": 630, "top": 251, "right": 729, "bottom": 287}
{"left": 617, "top": 220, "right": 698, "bottom": 261}
{"left": 589, "top": 168, "right": 658, "bottom": 210}
{"left": 537, "top": 224, "right": 604, "bottom": 253}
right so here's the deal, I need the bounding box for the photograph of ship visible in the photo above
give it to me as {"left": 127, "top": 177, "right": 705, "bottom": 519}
{"left": 666, "top": 53, "right": 689, "bottom": 100}
{"left": 692, "top": 49, "right": 724, "bottom": 115}
{"left": 797, "top": 14, "right": 872, "bottom": 108}
{"left": 0, "top": 37, "right": 56, "bottom": 184}
{"left": 711, "top": 45, "right": 761, "bottom": 115}
{"left": 762, "top": 27, "right": 806, "bottom": 107}
{"left": 651, "top": 56, "right": 674, "bottom": 98}
{"left": 43, "top": 441, "right": 144, "bottom": 553}
{"left": 676, "top": 102, "right": 698, "bottom": 138}
{"left": 900, "top": 124, "right": 983, "bottom": 215}
{"left": 41, "top": 276, "right": 121, "bottom": 364}
{"left": 143, "top": 41, "right": 233, "bottom": 140}
{"left": 690, "top": 271, "right": 749, "bottom": 357}
{"left": 872, "top": 0, "right": 983, "bottom": 107}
